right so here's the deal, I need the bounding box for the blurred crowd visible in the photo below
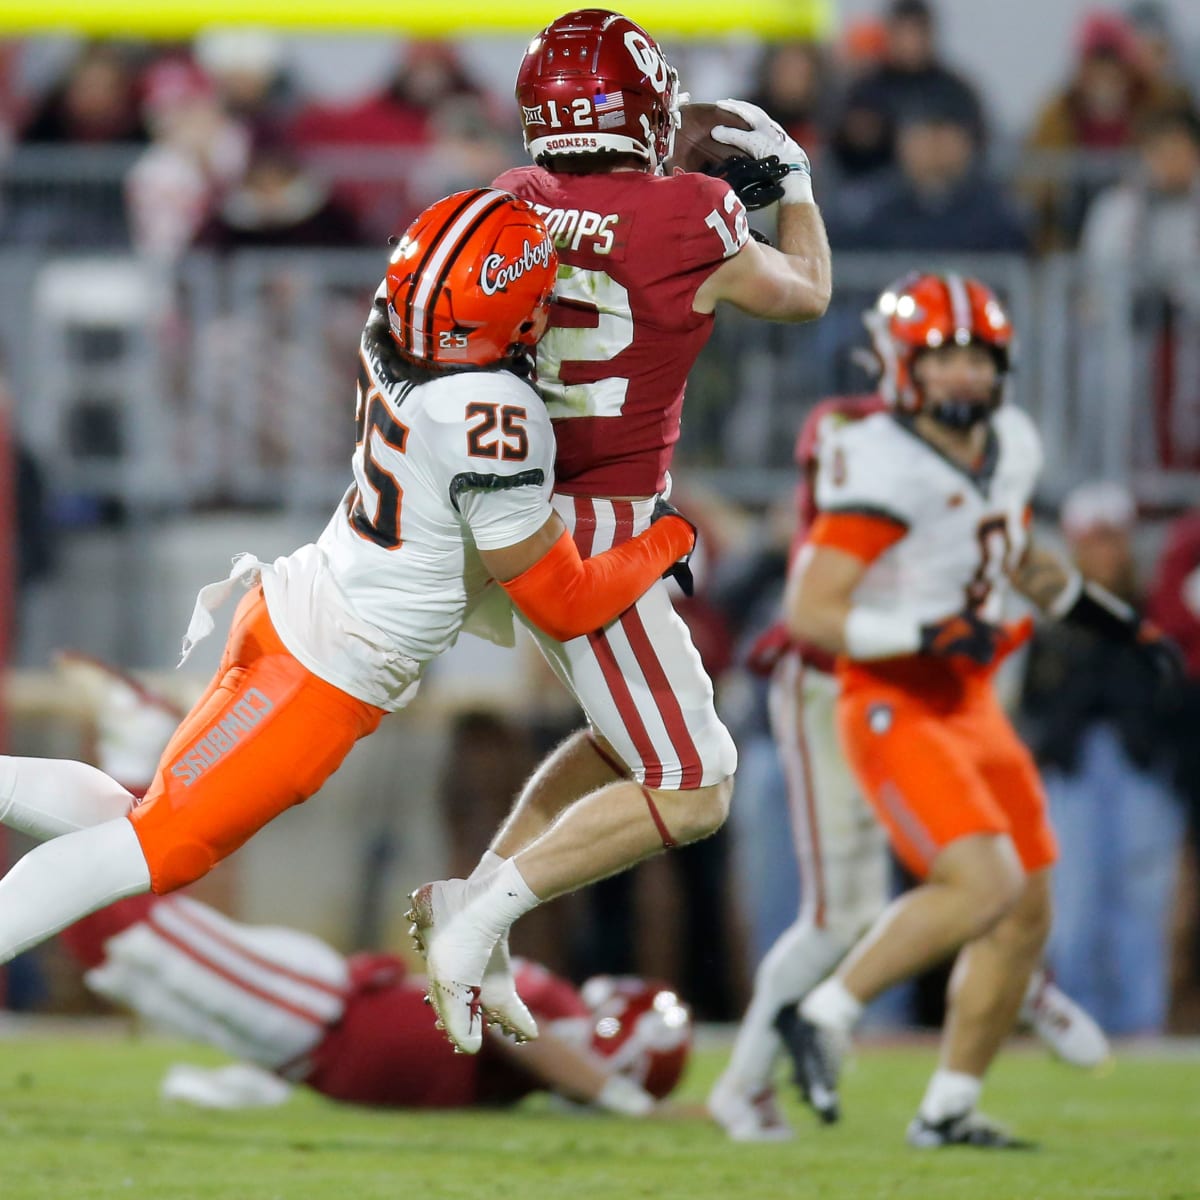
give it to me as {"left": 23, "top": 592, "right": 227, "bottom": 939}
{"left": 0, "top": 1, "right": 1199, "bottom": 261}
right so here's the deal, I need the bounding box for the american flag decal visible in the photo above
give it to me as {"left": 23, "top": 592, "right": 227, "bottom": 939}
{"left": 594, "top": 90, "right": 626, "bottom": 114}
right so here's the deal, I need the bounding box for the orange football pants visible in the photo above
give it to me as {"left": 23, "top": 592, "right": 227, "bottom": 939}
{"left": 836, "top": 658, "right": 1057, "bottom": 880}
{"left": 128, "top": 586, "right": 386, "bottom": 894}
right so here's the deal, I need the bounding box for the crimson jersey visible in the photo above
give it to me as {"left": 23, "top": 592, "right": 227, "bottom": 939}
{"left": 64, "top": 900, "right": 592, "bottom": 1111}
{"left": 493, "top": 165, "right": 749, "bottom": 497}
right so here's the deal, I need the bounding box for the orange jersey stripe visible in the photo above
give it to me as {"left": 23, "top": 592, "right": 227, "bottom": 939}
{"left": 808, "top": 510, "right": 907, "bottom": 564}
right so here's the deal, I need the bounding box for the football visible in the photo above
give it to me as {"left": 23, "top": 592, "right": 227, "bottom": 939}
{"left": 668, "top": 102, "right": 753, "bottom": 174}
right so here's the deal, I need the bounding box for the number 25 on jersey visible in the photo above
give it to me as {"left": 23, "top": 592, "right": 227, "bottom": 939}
{"left": 347, "top": 369, "right": 410, "bottom": 551}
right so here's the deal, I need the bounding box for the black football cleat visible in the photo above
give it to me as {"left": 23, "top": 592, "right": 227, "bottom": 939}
{"left": 773, "top": 1004, "right": 842, "bottom": 1125}
{"left": 906, "top": 1111, "right": 1038, "bottom": 1150}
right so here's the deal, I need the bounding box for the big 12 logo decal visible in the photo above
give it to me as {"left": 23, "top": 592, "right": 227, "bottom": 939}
{"left": 623, "top": 30, "right": 669, "bottom": 94}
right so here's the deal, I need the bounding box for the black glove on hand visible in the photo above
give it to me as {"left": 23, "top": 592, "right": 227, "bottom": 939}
{"left": 919, "top": 610, "right": 1002, "bottom": 665}
{"left": 651, "top": 495, "right": 697, "bottom": 597}
{"left": 1135, "top": 622, "right": 1187, "bottom": 689}
{"left": 706, "top": 154, "right": 790, "bottom": 211}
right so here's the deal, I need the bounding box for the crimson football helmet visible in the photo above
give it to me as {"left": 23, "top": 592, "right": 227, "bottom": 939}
{"left": 385, "top": 187, "right": 558, "bottom": 368}
{"left": 581, "top": 975, "right": 692, "bottom": 1099}
{"left": 865, "top": 272, "right": 1014, "bottom": 416}
{"left": 516, "top": 9, "right": 680, "bottom": 170}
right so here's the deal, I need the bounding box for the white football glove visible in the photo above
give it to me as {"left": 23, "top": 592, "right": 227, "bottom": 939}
{"left": 711, "top": 98, "right": 813, "bottom": 204}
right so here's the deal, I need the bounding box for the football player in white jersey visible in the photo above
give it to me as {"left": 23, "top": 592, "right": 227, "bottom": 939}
{"left": 771, "top": 273, "right": 1179, "bottom": 1146}
{"left": 709, "top": 392, "right": 1110, "bottom": 1145}
{"left": 0, "top": 189, "right": 699, "bottom": 985}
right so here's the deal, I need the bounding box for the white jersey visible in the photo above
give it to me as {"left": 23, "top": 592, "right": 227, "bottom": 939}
{"left": 258, "top": 334, "right": 555, "bottom": 710}
{"left": 815, "top": 406, "right": 1042, "bottom": 626}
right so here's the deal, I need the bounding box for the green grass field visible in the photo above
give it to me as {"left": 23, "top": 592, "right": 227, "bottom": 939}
{"left": 1, "top": 1030, "right": 1197, "bottom": 1200}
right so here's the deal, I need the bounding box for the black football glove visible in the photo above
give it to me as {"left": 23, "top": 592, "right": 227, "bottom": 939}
{"left": 919, "top": 610, "right": 1002, "bottom": 665}
{"left": 651, "top": 494, "right": 696, "bottom": 597}
{"left": 1135, "top": 621, "right": 1187, "bottom": 689}
{"left": 706, "top": 153, "right": 790, "bottom": 211}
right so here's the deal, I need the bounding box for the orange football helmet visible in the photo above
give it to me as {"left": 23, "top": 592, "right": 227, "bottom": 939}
{"left": 865, "top": 272, "right": 1014, "bottom": 414}
{"left": 385, "top": 188, "right": 558, "bottom": 368}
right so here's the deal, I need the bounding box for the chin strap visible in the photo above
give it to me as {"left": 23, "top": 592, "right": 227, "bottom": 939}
{"left": 927, "top": 399, "right": 995, "bottom": 431}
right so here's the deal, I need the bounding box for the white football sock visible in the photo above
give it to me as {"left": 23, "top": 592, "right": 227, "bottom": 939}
{"left": 725, "top": 919, "right": 850, "bottom": 1091}
{"left": 0, "top": 757, "right": 136, "bottom": 841}
{"left": 472, "top": 858, "right": 539, "bottom": 942}
{"left": 919, "top": 1069, "right": 982, "bottom": 1123}
{"left": 469, "top": 849, "right": 505, "bottom": 883}
{"left": 0, "top": 818, "right": 152, "bottom": 963}
{"left": 801, "top": 976, "right": 864, "bottom": 1033}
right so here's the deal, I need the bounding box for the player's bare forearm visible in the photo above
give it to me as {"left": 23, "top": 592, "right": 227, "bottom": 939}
{"left": 694, "top": 210, "right": 831, "bottom": 322}
{"left": 783, "top": 544, "right": 858, "bottom": 654}
{"left": 1010, "top": 539, "right": 1073, "bottom": 611}
{"left": 487, "top": 1026, "right": 613, "bottom": 1105}
{"left": 775, "top": 201, "right": 832, "bottom": 320}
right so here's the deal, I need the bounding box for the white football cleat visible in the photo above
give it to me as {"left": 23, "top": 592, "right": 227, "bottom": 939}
{"left": 708, "top": 1073, "right": 795, "bottom": 1142}
{"left": 1021, "top": 971, "right": 1110, "bottom": 1070}
{"left": 161, "top": 1062, "right": 293, "bottom": 1110}
{"left": 406, "top": 879, "right": 498, "bottom": 1055}
{"left": 480, "top": 936, "right": 538, "bottom": 1043}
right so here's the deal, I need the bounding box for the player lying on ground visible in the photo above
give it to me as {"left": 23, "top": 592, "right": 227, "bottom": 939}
{"left": 708, "top": 393, "right": 1110, "bottom": 1145}
{"left": 408, "top": 8, "right": 834, "bottom": 1056}
{"left": 63, "top": 896, "right": 691, "bottom": 1116}
{"left": 49, "top": 653, "right": 692, "bottom": 1118}
{"left": 0, "top": 189, "right": 698, "bottom": 979}
{"left": 769, "top": 273, "right": 1179, "bottom": 1147}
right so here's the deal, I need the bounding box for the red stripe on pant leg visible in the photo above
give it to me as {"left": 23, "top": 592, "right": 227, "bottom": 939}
{"left": 586, "top": 628, "right": 665, "bottom": 788}
{"left": 145, "top": 911, "right": 330, "bottom": 1028}
{"left": 618, "top": 605, "right": 704, "bottom": 789}
{"left": 791, "top": 663, "right": 828, "bottom": 928}
{"left": 163, "top": 899, "right": 346, "bottom": 1000}
{"left": 612, "top": 500, "right": 634, "bottom": 546}
{"left": 571, "top": 496, "right": 596, "bottom": 557}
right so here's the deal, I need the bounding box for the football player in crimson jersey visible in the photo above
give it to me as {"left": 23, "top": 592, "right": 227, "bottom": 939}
{"left": 62, "top": 896, "right": 691, "bottom": 1116}
{"left": 410, "top": 7, "right": 832, "bottom": 1056}
{"left": 765, "top": 273, "right": 1179, "bottom": 1147}
{"left": 707, "top": 394, "right": 1110, "bottom": 1144}
{"left": 0, "top": 190, "right": 701, "bottom": 982}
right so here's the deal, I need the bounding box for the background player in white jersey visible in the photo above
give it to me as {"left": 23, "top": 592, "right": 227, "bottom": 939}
{"left": 709, "top": 388, "right": 1110, "bottom": 1144}
{"left": 771, "top": 273, "right": 1179, "bottom": 1146}
{"left": 0, "top": 189, "right": 699, "bottom": 989}
{"left": 410, "top": 7, "right": 833, "bottom": 1055}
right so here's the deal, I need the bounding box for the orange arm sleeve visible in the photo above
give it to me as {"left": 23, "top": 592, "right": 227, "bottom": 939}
{"left": 501, "top": 518, "right": 694, "bottom": 642}
{"left": 807, "top": 510, "right": 907, "bottom": 564}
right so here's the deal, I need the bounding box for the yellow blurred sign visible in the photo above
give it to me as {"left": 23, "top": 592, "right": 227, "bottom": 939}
{"left": 0, "top": 1, "right": 831, "bottom": 38}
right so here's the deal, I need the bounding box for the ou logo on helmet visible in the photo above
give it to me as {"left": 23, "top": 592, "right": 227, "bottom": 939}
{"left": 624, "top": 30, "right": 669, "bottom": 94}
